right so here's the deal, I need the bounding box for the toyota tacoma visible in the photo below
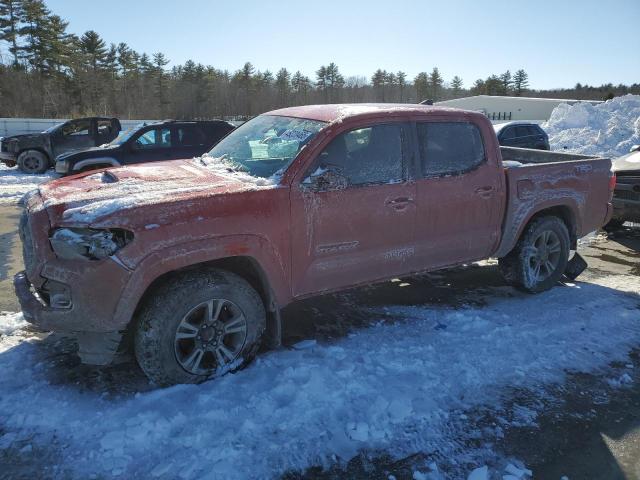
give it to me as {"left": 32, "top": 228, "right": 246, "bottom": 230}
{"left": 15, "top": 104, "right": 614, "bottom": 385}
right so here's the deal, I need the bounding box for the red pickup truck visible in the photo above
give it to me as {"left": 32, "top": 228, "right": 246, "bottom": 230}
{"left": 15, "top": 104, "right": 614, "bottom": 385}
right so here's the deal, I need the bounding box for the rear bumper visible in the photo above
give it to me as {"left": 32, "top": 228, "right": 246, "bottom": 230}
{"left": 612, "top": 197, "right": 640, "bottom": 223}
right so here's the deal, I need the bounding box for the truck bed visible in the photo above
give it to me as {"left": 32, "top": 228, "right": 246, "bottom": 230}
{"left": 494, "top": 147, "right": 612, "bottom": 257}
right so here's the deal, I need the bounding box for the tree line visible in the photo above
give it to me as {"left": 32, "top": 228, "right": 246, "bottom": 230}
{"left": 1, "top": 0, "right": 638, "bottom": 120}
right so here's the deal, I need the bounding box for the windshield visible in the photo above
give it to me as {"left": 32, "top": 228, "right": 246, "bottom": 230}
{"left": 203, "top": 115, "right": 327, "bottom": 179}
{"left": 42, "top": 122, "right": 64, "bottom": 134}
{"left": 109, "top": 123, "right": 147, "bottom": 146}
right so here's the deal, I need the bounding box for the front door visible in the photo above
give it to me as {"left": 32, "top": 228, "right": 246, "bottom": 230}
{"left": 413, "top": 121, "right": 505, "bottom": 268}
{"left": 290, "top": 122, "right": 417, "bottom": 297}
{"left": 53, "top": 119, "right": 95, "bottom": 157}
{"left": 127, "top": 126, "right": 175, "bottom": 164}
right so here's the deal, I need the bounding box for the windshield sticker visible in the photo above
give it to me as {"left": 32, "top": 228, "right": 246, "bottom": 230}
{"left": 279, "top": 128, "right": 314, "bottom": 142}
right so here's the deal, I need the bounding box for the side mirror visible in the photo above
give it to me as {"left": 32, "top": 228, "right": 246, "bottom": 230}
{"left": 302, "top": 165, "right": 348, "bottom": 192}
{"left": 630, "top": 145, "right": 640, "bottom": 153}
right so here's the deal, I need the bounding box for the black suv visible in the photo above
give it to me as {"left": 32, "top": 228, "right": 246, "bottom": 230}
{"left": 1, "top": 117, "right": 121, "bottom": 174}
{"left": 55, "top": 120, "right": 235, "bottom": 175}
{"left": 494, "top": 122, "right": 550, "bottom": 150}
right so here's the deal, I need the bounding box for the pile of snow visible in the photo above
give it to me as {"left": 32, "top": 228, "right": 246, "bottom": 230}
{"left": 543, "top": 94, "right": 640, "bottom": 158}
{"left": 0, "top": 164, "right": 56, "bottom": 205}
{"left": 0, "top": 272, "right": 639, "bottom": 479}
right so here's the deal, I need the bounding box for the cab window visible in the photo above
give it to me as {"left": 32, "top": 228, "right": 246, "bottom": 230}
{"left": 315, "top": 123, "right": 405, "bottom": 186}
{"left": 417, "top": 122, "right": 485, "bottom": 177}
{"left": 178, "top": 126, "right": 207, "bottom": 146}
{"left": 134, "top": 128, "right": 172, "bottom": 149}
{"left": 62, "top": 119, "right": 91, "bottom": 137}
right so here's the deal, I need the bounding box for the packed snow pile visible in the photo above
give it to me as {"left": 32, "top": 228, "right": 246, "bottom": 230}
{"left": 0, "top": 164, "right": 57, "bottom": 205}
{"left": 0, "top": 273, "right": 639, "bottom": 479}
{"left": 543, "top": 94, "right": 640, "bottom": 158}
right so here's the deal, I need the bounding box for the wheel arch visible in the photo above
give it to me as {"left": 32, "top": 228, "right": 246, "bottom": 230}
{"left": 18, "top": 147, "right": 51, "bottom": 163}
{"left": 497, "top": 202, "right": 579, "bottom": 257}
{"left": 121, "top": 254, "right": 283, "bottom": 350}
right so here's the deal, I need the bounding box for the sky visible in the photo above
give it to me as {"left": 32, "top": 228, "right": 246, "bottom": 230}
{"left": 43, "top": 0, "right": 640, "bottom": 90}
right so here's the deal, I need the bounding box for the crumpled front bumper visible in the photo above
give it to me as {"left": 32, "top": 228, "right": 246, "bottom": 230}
{"left": 14, "top": 270, "right": 127, "bottom": 365}
{"left": 0, "top": 151, "right": 17, "bottom": 166}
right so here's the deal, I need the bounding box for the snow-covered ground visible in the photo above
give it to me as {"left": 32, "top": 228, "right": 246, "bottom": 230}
{"left": 543, "top": 94, "right": 640, "bottom": 158}
{"left": 0, "top": 163, "right": 57, "bottom": 204}
{"left": 1, "top": 270, "right": 639, "bottom": 479}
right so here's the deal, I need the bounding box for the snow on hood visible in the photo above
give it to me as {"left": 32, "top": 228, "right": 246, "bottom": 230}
{"left": 543, "top": 94, "right": 640, "bottom": 157}
{"left": 38, "top": 159, "right": 277, "bottom": 225}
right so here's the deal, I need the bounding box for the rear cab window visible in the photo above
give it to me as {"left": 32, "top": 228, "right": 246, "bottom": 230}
{"left": 416, "top": 122, "right": 486, "bottom": 177}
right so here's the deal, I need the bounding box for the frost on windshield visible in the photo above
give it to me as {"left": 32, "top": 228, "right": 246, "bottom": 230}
{"left": 202, "top": 115, "right": 327, "bottom": 180}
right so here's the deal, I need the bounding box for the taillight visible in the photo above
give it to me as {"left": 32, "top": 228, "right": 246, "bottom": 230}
{"left": 608, "top": 171, "right": 617, "bottom": 201}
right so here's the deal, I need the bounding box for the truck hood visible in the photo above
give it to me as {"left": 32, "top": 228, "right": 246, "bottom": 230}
{"left": 612, "top": 151, "right": 640, "bottom": 173}
{"left": 38, "top": 159, "right": 275, "bottom": 226}
{"left": 3, "top": 133, "right": 45, "bottom": 142}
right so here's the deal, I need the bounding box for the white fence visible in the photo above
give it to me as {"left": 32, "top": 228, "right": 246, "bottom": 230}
{"left": 0, "top": 118, "right": 157, "bottom": 137}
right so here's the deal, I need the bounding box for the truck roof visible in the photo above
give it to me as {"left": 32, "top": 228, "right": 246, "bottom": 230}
{"left": 268, "top": 103, "right": 472, "bottom": 123}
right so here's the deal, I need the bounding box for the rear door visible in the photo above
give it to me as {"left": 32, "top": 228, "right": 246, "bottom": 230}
{"left": 176, "top": 124, "right": 210, "bottom": 159}
{"left": 290, "top": 121, "right": 417, "bottom": 296}
{"left": 125, "top": 126, "right": 175, "bottom": 164}
{"left": 413, "top": 121, "right": 504, "bottom": 269}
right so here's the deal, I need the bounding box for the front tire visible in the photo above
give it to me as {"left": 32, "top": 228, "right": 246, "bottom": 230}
{"left": 17, "top": 150, "right": 49, "bottom": 174}
{"left": 134, "top": 269, "right": 266, "bottom": 386}
{"left": 499, "top": 216, "right": 570, "bottom": 293}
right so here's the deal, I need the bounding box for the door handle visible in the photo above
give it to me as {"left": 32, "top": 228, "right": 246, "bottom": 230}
{"left": 386, "top": 197, "right": 414, "bottom": 210}
{"left": 475, "top": 186, "right": 495, "bottom": 198}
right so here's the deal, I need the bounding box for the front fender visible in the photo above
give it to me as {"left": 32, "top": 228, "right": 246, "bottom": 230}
{"left": 111, "top": 234, "right": 290, "bottom": 329}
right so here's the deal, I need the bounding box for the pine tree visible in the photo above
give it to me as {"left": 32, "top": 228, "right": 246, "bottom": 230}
{"left": 0, "top": 0, "right": 24, "bottom": 67}
{"left": 451, "top": 76, "right": 463, "bottom": 97}
{"left": 429, "top": 67, "right": 443, "bottom": 100}
{"left": 19, "top": 0, "right": 52, "bottom": 73}
{"left": 414, "top": 72, "right": 430, "bottom": 101}
{"left": 499, "top": 70, "right": 512, "bottom": 95}
{"left": 152, "top": 51, "right": 169, "bottom": 116}
{"left": 470, "top": 79, "right": 485, "bottom": 95}
{"left": 396, "top": 71, "right": 406, "bottom": 102}
{"left": 79, "top": 30, "right": 107, "bottom": 71}
{"left": 275, "top": 67, "right": 290, "bottom": 106}
{"left": 371, "top": 68, "right": 386, "bottom": 101}
{"left": 324, "top": 62, "right": 344, "bottom": 102}
{"left": 513, "top": 69, "right": 529, "bottom": 96}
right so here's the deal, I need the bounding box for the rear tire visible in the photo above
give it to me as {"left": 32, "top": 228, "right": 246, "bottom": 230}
{"left": 498, "top": 216, "right": 570, "bottom": 293}
{"left": 17, "top": 150, "right": 49, "bottom": 174}
{"left": 134, "top": 269, "right": 266, "bottom": 386}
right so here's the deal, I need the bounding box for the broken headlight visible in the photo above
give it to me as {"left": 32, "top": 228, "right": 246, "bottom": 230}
{"left": 49, "top": 228, "right": 133, "bottom": 261}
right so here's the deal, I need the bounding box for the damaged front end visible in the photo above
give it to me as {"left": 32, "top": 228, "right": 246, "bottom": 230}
{"left": 49, "top": 228, "right": 133, "bottom": 261}
{"left": 14, "top": 193, "right": 136, "bottom": 366}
